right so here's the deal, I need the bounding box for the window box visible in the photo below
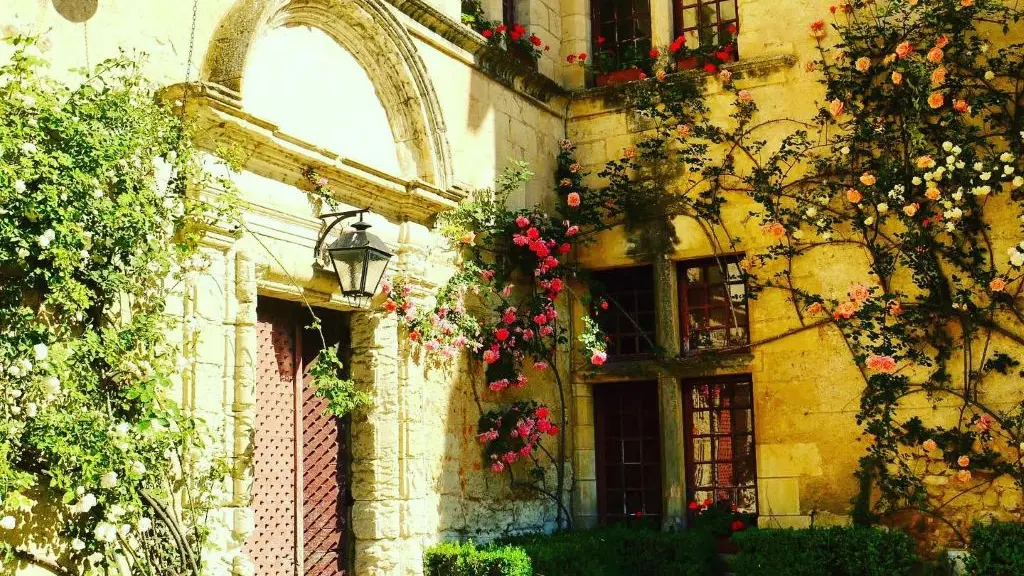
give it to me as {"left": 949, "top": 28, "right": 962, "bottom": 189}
{"left": 595, "top": 67, "right": 646, "bottom": 87}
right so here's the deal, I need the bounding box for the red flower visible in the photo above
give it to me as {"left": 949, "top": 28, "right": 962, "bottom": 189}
{"left": 496, "top": 24, "right": 507, "bottom": 33}
{"left": 703, "top": 498, "right": 713, "bottom": 507}
{"left": 526, "top": 227, "right": 540, "bottom": 240}
{"left": 558, "top": 243, "right": 571, "bottom": 254}
{"left": 510, "top": 30, "right": 523, "bottom": 41}
{"left": 482, "top": 349, "right": 500, "bottom": 364}
{"left": 597, "top": 36, "right": 606, "bottom": 45}
{"left": 578, "top": 53, "right": 587, "bottom": 61}
{"left": 536, "top": 406, "right": 550, "bottom": 419}
{"left": 533, "top": 313, "right": 548, "bottom": 325}
{"left": 537, "top": 419, "right": 552, "bottom": 433}
{"left": 731, "top": 520, "right": 745, "bottom": 532}
{"left": 727, "top": 23, "right": 738, "bottom": 34}
{"left": 600, "top": 300, "right": 609, "bottom": 310}
{"left": 649, "top": 48, "right": 661, "bottom": 58}
{"left": 384, "top": 300, "right": 398, "bottom": 312}
{"left": 409, "top": 331, "right": 420, "bottom": 342}
{"left": 567, "top": 192, "right": 581, "bottom": 207}
{"left": 566, "top": 225, "right": 579, "bottom": 237}
{"left": 688, "top": 501, "right": 699, "bottom": 510}
{"left": 496, "top": 328, "right": 510, "bottom": 341}
{"left": 550, "top": 278, "right": 564, "bottom": 292}
{"left": 716, "top": 49, "right": 730, "bottom": 61}
{"left": 567, "top": 54, "right": 577, "bottom": 64}
{"left": 703, "top": 63, "right": 718, "bottom": 73}
{"left": 529, "top": 34, "right": 542, "bottom": 46}
{"left": 830, "top": 5, "right": 837, "bottom": 13}
{"left": 516, "top": 215, "right": 530, "bottom": 228}
{"left": 482, "top": 29, "right": 493, "bottom": 38}
{"left": 670, "top": 35, "right": 686, "bottom": 53}
{"left": 547, "top": 424, "right": 559, "bottom": 436}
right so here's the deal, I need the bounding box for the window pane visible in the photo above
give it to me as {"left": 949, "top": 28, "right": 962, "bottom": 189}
{"left": 593, "top": 266, "right": 656, "bottom": 359}
{"left": 679, "top": 255, "right": 750, "bottom": 351}
{"left": 595, "top": 382, "right": 662, "bottom": 523}
{"left": 675, "top": 0, "right": 740, "bottom": 56}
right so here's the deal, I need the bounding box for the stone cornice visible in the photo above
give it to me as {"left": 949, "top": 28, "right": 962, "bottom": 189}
{"left": 167, "top": 83, "right": 467, "bottom": 226}
{"left": 385, "top": 0, "right": 568, "bottom": 103}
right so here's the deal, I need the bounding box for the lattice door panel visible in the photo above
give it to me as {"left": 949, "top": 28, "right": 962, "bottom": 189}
{"left": 247, "top": 301, "right": 299, "bottom": 575}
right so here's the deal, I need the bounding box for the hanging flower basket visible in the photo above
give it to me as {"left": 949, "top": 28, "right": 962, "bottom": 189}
{"left": 595, "top": 67, "right": 646, "bottom": 87}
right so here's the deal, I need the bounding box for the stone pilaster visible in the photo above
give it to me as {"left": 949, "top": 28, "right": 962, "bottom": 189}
{"left": 230, "top": 251, "right": 258, "bottom": 576}
{"left": 653, "top": 254, "right": 686, "bottom": 529}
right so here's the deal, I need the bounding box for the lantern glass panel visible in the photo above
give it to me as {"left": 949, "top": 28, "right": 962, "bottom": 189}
{"left": 364, "top": 249, "right": 391, "bottom": 296}
{"left": 329, "top": 247, "right": 367, "bottom": 295}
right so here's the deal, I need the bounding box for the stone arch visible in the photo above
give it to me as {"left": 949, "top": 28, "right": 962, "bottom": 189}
{"left": 203, "top": 0, "right": 453, "bottom": 188}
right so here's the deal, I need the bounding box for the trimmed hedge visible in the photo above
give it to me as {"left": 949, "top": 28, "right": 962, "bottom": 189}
{"left": 508, "top": 525, "right": 720, "bottom": 576}
{"left": 729, "top": 526, "right": 917, "bottom": 576}
{"left": 424, "top": 541, "right": 532, "bottom": 576}
{"left": 966, "top": 522, "right": 1024, "bottom": 576}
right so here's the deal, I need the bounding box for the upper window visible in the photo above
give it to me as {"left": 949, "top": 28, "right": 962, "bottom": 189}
{"left": 673, "top": 0, "right": 739, "bottom": 52}
{"left": 590, "top": 0, "right": 652, "bottom": 60}
{"left": 678, "top": 256, "right": 749, "bottom": 352}
{"left": 592, "top": 266, "right": 657, "bottom": 360}
{"left": 683, "top": 376, "right": 757, "bottom": 514}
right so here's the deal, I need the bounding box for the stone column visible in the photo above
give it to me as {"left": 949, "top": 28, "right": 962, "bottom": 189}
{"left": 571, "top": 380, "right": 598, "bottom": 529}
{"left": 653, "top": 254, "right": 686, "bottom": 529}
{"left": 560, "top": 0, "right": 589, "bottom": 89}
{"left": 349, "top": 311, "right": 405, "bottom": 576}
{"left": 231, "top": 251, "right": 258, "bottom": 576}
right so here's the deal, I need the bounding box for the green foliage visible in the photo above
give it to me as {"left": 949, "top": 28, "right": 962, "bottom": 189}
{"left": 0, "top": 31, "right": 238, "bottom": 574}
{"left": 506, "top": 525, "right": 720, "bottom": 576}
{"left": 729, "top": 527, "right": 917, "bottom": 576}
{"left": 424, "top": 541, "right": 532, "bottom": 576}
{"left": 965, "top": 522, "right": 1024, "bottom": 575}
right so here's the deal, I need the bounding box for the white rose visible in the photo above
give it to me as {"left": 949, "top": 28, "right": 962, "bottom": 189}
{"left": 42, "top": 376, "right": 60, "bottom": 395}
{"left": 985, "top": 70, "right": 995, "bottom": 80}
{"left": 877, "top": 203, "right": 888, "bottom": 213}
{"left": 118, "top": 523, "right": 131, "bottom": 537}
{"left": 14, "top": 180, "right": 26, "bottom": 193}
{"left": 1001, "top": 152, "right": 1014, "bottom": 163}
{"left": 805, "top": 207, "right": 817, "bottom": 218}
{"left": 137, "top": 517, "right": 152, "bottom": 533}
{"left": 71, "top": 538, "right": 86, "bottom": 551}
{"left": 912, "top": 177, "right": 922, "bottom": 186}
{"left": 0, "top": 516, "right": 16, "bottom": 530}
{"left": 864, "top": 216, "right": 875, "bottom": 226}
{"left": 980, "top": 172, "right": 991, "bottom": 181}
{"left": 32, "top": 343, "right": 48, "bottom": 361}
{"left": 840, "top": 146, "right": 850, "bottom": 155}
{"left": 94, "top": 521, "right": 117, "bottom": 543}
{"left": 21, "top": 142, "right": 36, "bottom": 154}
{"left": 100, "top": 471, "right": 118, "bottom": 489}
{"left": 130, "top": 461, "right": 146, "bottom": 475}
{"left": 24, "top": 403, "right": 36, "bottom": 418}
{"left": 1013, "top": 176, "right": 1023, "bottom": 188}
{"left": 1011, "top": 252, "right": 1024, "bottom": 267}
{"left": 38, "top": 229, "right": 54, "bottom": 248}
{"left": 87, "top": 552, "right": 103, "bottom": 564}
{"left": 974, "top": 162, "right": 984, "bottom": 171}
{"left": 16, "top": 248, "right": 29, "bottom": 259}
{"left": 107, "top": 504, "right": 125, "bottom": 519}
{"left": 1005, "top": 165, "right": 1015, "bottom": 175}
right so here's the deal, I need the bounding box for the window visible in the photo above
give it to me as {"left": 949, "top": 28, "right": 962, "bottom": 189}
{"left": 594, "top": 382, "right": 662, "bottom": 523}
{"left": 673, "top": 0, "right": 739, "bottom": 52}
{"left": 683, "top": 376, "right": 757, "bottom": 513}
{"left": 502, "top": 0, "right": 516, "bottom": 25}
{"left": 678, "top": 256, "right": 749, "bottom": 352}
{"left": 590, "top": 0, "right": 652, "bottom": 61}
{"left": 592, "top": 266, "right": 657, "bottom": 360}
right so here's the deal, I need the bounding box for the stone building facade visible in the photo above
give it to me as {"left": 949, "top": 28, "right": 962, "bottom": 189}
{"left": 3, "top": 0, "right": 1023, "bottom": 574}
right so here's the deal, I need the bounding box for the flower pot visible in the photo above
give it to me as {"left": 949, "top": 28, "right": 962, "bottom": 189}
{"left": 595, "top": 67, "right": 646, "bottom": 87}
{"left": 676, "top": 56, "right": 699, "bottom": 70}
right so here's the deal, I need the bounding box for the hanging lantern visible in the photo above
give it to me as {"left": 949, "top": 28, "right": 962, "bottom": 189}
{"left": 317, "top": 210, "right": 393, "bottom": 298}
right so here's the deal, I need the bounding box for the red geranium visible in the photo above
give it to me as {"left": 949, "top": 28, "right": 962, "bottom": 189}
{"left": 529, "top": 34, "right": 542, "bottom": 46}
{"left": 670, "top": 35, "right": 686, "bottom": 52}
{"left": 703, "top": 63, "right": 718, "bottom": 73}
{"left": 482, "top": 29, "right": 493, "bottom": 38}
{"left": 649, "top": 48, "right": 661, "bottom": 58}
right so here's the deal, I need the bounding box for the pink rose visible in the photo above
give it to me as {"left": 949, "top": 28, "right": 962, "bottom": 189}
{"left": 990, "top": 277, "right": 1007, "bottom": 292}
{"left": 737, "top": 89, "right": 753, "bottom": 103}
{"left": 590, "top": 350, "right": 608, "bottom": 366}
{"left": 516, "top": 215, "right": 530, "bottom": 227}
{"left": 865, "top": 354, "right": 897, "bottom": 373}
{"left": 567, "top": 192, "right": 581, "bottom": 207}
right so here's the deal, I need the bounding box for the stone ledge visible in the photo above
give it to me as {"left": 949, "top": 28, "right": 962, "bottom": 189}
{"left": 580, "top": 352, "right": 756, "bottom": 383}
{"left": 569, "top": 53, "right": 799, "bottom": 117}
{"left": 386, "top": 0, "right": 567, "bottom": 103}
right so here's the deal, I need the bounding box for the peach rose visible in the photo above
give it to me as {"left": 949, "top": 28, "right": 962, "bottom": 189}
{"left": 961, "top": 0, "right": 974, "bottom": 6}
{"left": 953, "top": 99, "right": 969, "bottom": 113}
{"left": 990, "top": 277, "right": 1007, "bottom": 292}
{"left": 957, "top": 455, "right": 970, "bottom": 468}
{"left": 957, "top": 469, "right": 973, "bottom": 483}
{"left": 676, "top": 124, "right": 691, "bottom": 137}
{"left": 866, "top": 354, "right": 898, "bottom": 373}
{"left": 833, "top": 300, "right": 860, "bottom": 320}
{"left": 828, "top": 99, "right": 845, "bottom": 119}
{"left": 891, "top": 71, "right": 903, "bottom": 85}
{"left": 931, "top": 66, "right": 947, "bottom": 86}
{"left": 760, "top": 222, "right": 786, "bottom": 238}
{"left": 923, "top": 439, "right": 938, "bottom": 452}
{"left": 855, "top": 56, "right": 871, "bottom": 73}
{"left": 860, "top": 172, "right": 877, "bottom": 186}
{"left": 718, "top": 69, "right": 732, "bottom": 83}
{"left": 806, "top": 302, "right": 824, "bottom": 315}
{"left": 935, "top": 35, "right": 949, "bottom": 49}
{"left": 460, "top": 231, "right": 476, "bottom": 245}
{"left": 903, "top": 203, "right": 919, "bottom": 217}
{"left": 846, "top": 188, "right": 863, "bottom": 203}
{"left": 738, "top": 89, "right": 753, "bottom": 103}
{"left": 976, "top": 414, "right": 993, "bottom": 432}
{"left": 927, "top": 47, "right": 944, "bottom": 64}
{"left": 888, "top": 299, "right": 904, "bottom": 316}
{"left": 925, "top": 187, "right": 941, "bottom": 200}
{"left": 567, "top": 192, "right": 581, "bottom": 207}
{"left": 917, "top": 156, "right": 936, "bottom": 169}
{"left": 810, "top": 20, "right": 827, "bottom": 39}
{"left": 928, "top": 92, "right": 945, "bottom": 109}
{"left": 883, "top": 54, "right": 897, "bottom": 65}
{"left": 848, "top": 283, "right": 871, "bottom": 302}
{"left": 895, "top": 41, "right": 914, "bottom": 59}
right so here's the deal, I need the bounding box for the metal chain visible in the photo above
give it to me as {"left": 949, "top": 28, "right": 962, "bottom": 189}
{"left": 184, "top": 0, "right": 199, "bottom": 83}
{"left": 83, "top": 22, "right": 90, "bottom": 70}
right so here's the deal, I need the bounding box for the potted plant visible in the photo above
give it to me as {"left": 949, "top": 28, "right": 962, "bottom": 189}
{"left": 586, "top": 40, "right": 654, "bottom": 87}
{"left": 688, "top": 498, "right": 755, "bottom": 553}
{"left": 670, "top": 21, "right": 738, "bottom": 72}
{"left": 478, "top": 22, "right": 547, "bottom": 70}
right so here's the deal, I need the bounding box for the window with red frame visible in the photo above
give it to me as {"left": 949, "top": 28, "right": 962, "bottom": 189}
{"left": 592, "top": 265, "right": 656, "bottom": 360}
{"left": 678, "top": 256, "right": 748, "bottom": 352}
{"left": 590, "top": 0, "right": 652, "bottom": 63}
{"left": 673, "top": 0, "right": 739, "bottom": 56}
{"left": 683, "top": 376, "right": 757, "bottom": 514}
{"left": 595, "top": 381, "right": 662, "bottom": 523}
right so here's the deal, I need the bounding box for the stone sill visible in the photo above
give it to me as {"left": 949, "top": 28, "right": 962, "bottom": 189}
{"left": 581, "top": 352, "right": 756, "bottom": 384}
{"left": 569, "top": 53, "right": 798, "bottom": 117}
{"left": 386, "top": 0, "right": 567, "bottom": 103}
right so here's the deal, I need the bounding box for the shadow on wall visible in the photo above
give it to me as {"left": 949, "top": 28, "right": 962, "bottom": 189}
{"left": 51, "top": 0, "right": 98, "bottom": 23}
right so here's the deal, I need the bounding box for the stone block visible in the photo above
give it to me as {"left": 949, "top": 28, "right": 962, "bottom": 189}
{"left": 1000, "top": 489, "right": 1020, "bottom": 511}
{"left": 757, "top": 443, "right": 824, "bottom": 477}
{"left": 354, "top": 538, "right": 399, "bottom": 576}
{"left": 351, "top": 458, "right": 401, "bottom": 500}
{"left": 352, "top": 500, "right": 402, "bottom": 540}
{"left": 757, "top": 477, "right": 801, "bottom": 515}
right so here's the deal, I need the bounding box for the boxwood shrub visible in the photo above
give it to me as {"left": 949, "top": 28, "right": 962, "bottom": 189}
{"left": 729, "top": 526, "right": 917, "bottom": 576}
{"left": 506, "top": 525, "right": 720, "bottom": 576}
{"left": 966, "top": 521, "right": 1024, "bottom": 575}
{"left": 423, "top": 541, "right": 532, "bottom": 576}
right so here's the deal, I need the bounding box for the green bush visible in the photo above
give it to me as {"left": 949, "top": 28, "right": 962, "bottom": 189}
{"left": 966, "top": 522, "right": 1024, "bottom": 576}
{"left": 423, "top": 541, "right": 532, "bottom": 576}
{"left": 730, "top": 526, "right": 917, "bottom": 576}
{"left": 507, "top": 525, "right": 720, "bottom": 576}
